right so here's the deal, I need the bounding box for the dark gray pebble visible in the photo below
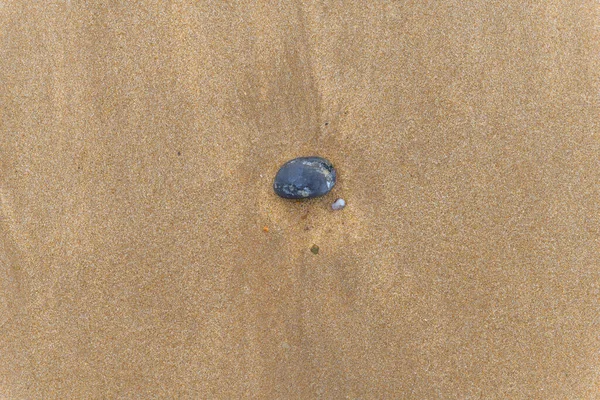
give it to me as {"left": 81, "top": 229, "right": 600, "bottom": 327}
{"left": 273, "top": 156, "right": 336, "bottom": 199}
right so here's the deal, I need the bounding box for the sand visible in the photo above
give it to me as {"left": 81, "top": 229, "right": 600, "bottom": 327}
{"left": 1, "top": 1, "right": 599, "bottom": 398}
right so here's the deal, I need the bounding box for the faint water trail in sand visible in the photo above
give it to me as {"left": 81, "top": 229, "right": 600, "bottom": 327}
{"left": 0, "top": 184, "right": 27, "bottom": 328}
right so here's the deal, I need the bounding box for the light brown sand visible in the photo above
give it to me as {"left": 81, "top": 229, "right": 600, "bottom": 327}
{"left": 1, "top": 1, "right": 599, "bottom": 398}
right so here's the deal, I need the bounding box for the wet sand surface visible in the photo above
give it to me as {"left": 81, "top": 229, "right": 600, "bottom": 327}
{"left": 1, "top": 1, "right": 599, "bottom": 398}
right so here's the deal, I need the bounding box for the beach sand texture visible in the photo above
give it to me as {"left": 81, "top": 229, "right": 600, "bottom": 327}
{"left": 1, "top": 1, "right": 599, "bottom": 398}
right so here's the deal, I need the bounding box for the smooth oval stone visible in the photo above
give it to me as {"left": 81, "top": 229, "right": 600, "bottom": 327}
{"left": 273, "top": 156, "right": 336, "bottom": 199}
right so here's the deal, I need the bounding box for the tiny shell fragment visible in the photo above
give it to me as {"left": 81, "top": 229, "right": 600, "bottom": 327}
{"left": 331, "top": 198, "right": 346, "bottom": 210}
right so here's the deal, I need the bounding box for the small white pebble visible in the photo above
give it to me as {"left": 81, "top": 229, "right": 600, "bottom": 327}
{"left": 331, "top": 198, "right": 346, "bottom": 210}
